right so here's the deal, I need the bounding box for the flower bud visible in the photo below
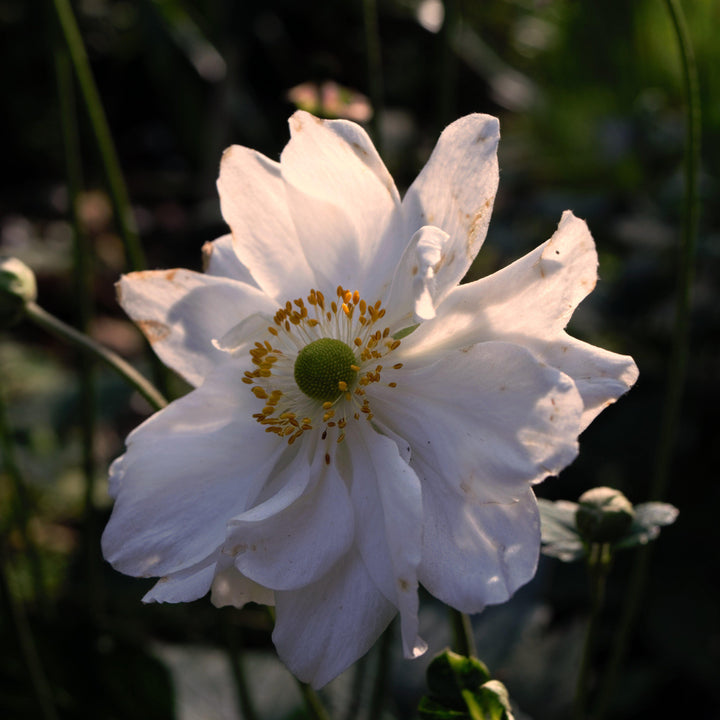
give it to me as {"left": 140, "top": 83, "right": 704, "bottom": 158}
{"left": 0, "top": 257, "right": 37, "bottom": 327}
{"left": 575, "top": 486, "right": 635, "bottom": 543}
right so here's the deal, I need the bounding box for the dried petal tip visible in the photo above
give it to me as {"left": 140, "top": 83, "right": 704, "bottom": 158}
{"left": 576, "top": 486, "right": 635, "bottom": 543}
{"left": 0, "top": 257, "right": 37, "bottom": 327}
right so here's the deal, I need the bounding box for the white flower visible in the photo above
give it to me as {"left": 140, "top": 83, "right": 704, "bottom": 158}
{"left": 102, "top": 112, "right": 638, "bottom": 687}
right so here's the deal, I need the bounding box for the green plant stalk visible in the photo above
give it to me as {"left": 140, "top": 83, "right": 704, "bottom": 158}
{"left": 362, "top": 0, "right": 383, "bottom": 153}
{"left": 368, "top": 621, "right": 393, "bottom": 720}
{"left": 0, "top": 544, "right": 59, "bottom": 720}
{"left": 24, "top": 301, "right": 167, "bottom": 412}
{"left": 596, "top": 1, "right": 700, "bottom": 717}
{"left": 54, "top": 31, "right": 104, "bottom": 619}
{"left": 50, "top": 0, "right": 146, "bottom": 272}
{"left": 0, "top": 386, "right": 47, "bottom": 612}
{"left": 264, "top": 606, "right": 332, "bottom": 720}
{"left": 574, "top": 543, "right": 611, "bottom": 720}
{"left": 222, "top": 611, "right": 260, "bottom": 720}
{"left": 450, "top": 608, "right": 477, "bottom": 658}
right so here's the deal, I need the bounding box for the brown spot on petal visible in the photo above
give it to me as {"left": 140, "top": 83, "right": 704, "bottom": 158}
{"left": 351, "top": 141, "right": 369, "bottom": 158}
{"left": 137, "top": 319, "right": 171, "bottom": 344}
{"left": 398, "top": 578, "right": 410, "bottom": 592}
{"left": 201, "top": 241, "right": 214, "bottom": 271}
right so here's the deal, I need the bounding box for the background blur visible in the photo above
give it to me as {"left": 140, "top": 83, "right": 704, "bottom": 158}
{"left": 1, "top": 1, "right": 718, "bottom": 718}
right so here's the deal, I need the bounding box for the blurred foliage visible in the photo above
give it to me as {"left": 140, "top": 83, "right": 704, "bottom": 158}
{"left": 1, "top": 0, "right": 718, "bottom": 718}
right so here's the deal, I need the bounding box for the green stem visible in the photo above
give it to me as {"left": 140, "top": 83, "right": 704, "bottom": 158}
{"left": 596, "top": 3, "right": 700, "bottom": 718}
{"left": 0, "top": 544, "right": 59, "bottom": 720}
{"left": 50, "top": 0, "right": 146, "bottom": 272}
{"left": 450, "top": 608, "right": 476, "bottom": 658}
{"left": 222, "top": 611, "right": 260, "bottom": 720}
{"left": 574, "top": 543, "right": 611, "bottom": 720}
{"left": 53, "top": 23, "right": 104, "bottom": 620}
{"left": 362, "top": 0, "right": 383, "bottom": 152}
{"left": 24, "top": 301, "right": 167, "bottom": 412}
{"left": 0, "top": 385, "right": 47, "bottom": 612}
{"left": 298, "top": 682, "right": 332, "bottom": 720}
{"left": 367, "top": 621, "right": 393, "bottom": 720}
{"left": 264, "top": 606, "right": 332, "bottom": 720}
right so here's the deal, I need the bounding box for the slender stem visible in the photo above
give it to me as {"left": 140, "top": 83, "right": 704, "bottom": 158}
{"left": 574, "top": 543, "right": 611, "bottom": 720}
{"left": 367, "top": 621, "right": 393, "bottom": 720}
{"left": 0, "top": 544, "right": 59, "bottom": 720}
{"left": 24, "top": 301, "right": 167, "bottom": 412}
{"left": 54, "top": 25, "right": 104, "bottom": 619}
{"left": 298, "top": 682, "right": 332, "bottom": 720}
{"left": 264, "top": 606, "right": 332, "bottom": 720}
{"left": 0, "top": 384, "right": 47, "bottom": 613}
{"left": 596, "top": 3, "right": 700, "bottom": 718}
{"left": 362, "top": 0, "right": 383, "bottom": 152}
{"left": 222, "top": 611, "right": 260, "bottom": 720}
{"left": 50, "top": 0, "right": 146, "bottom": 272}
{"left": 449, "top": 608, "right": 476, "bottom": 658}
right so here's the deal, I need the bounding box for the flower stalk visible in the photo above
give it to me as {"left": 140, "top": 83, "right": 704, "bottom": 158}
{"left": 597, "top": 3, "right": 700, "bottom": 716}
{"left": 50, "top": 0, "right": 146, "bottom": 272}
{"left": 24, "top": 301, "right": 167, "bottom": 412}
{"left": 450, "top": 608, "right": 477, "bottom": 658}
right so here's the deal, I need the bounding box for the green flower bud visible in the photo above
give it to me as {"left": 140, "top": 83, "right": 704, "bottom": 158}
{"left": 576, "top": 486, "right": 635, "bottom": 543}
{"left": 0, "top": 257, "right": 37, "bottom": 327}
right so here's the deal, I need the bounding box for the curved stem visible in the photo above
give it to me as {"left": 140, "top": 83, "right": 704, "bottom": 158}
{"left": 450, "top": 608, "right": 476, "bottom": 658}
{"left": 24, "top": 301, "right": 167, "bottom": 412}
{"left": 362, "top": 0, "right": 383, "bottom": 152}
{"left": 597, "top": 2, "right": 700, "bottom": 718}
{"left": 50, "top": 0, "right": 146, "bottom": 272}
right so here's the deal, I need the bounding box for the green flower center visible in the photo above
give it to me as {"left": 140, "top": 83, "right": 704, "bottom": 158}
{"left": 294, "top": 338, "right": 357, "bottom": 402}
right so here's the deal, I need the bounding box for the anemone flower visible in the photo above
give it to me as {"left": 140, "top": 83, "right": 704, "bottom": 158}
{"left": 102, "top": 112, "right": 638, "bottom": 687}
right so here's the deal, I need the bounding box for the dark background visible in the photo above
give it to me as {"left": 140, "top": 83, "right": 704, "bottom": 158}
{"left": 1, "top": 1, "right": 718, "bottom": 718}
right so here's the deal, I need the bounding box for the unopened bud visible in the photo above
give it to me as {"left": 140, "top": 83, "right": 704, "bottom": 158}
{"left": 576, "top": 486, "right": 635, "bottom": 543}
{"left": 0, "top": 257, "right": 37, "bottom": 326}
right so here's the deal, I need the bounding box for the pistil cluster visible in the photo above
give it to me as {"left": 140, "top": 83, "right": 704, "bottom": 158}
{"left": 241, "top": 286, "right": 404, "bottom": 449}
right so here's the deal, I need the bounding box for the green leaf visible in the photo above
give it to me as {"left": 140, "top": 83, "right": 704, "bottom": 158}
{"left": 537, "top": 498, "right": 585, "bottom": 561}
{"left": 614, "top": 502, "right": 679, "bottom": 550}
{"left": 419, "top": 650, "right": 514, "bottom": 720}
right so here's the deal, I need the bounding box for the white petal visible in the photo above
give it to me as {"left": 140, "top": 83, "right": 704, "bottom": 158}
{"left": 281, "top": 111, "right": 403, "bottom": 300}
{"left": 344, "top": 423, "right": 426, "bottom": 659}
{"left": 226, "top": 450, "right": 354, "bottom": 590}
{"left": 385, "top": 225, "right": 451, "bottom": 324}
{"left": 117, "top": 269, "right": 275, "bottom": 387}
{"left": 210, "top": 564, "right": 274, "bottom": 608}
{"left": 201, "top": 233, "right": 258, "bottom": 287}
{"left": 272, "top": 549, "right": 396, "bottom": 688}
{"left": 102, "top": 365, "right": 286, "bottom": 578}
{"left": 419, "top": 485, "right": 540, "bottom": 613}
{"left": 217, "top": 145, "right": 316, "bottom": 301}
{"left": 371, "top": 341, "right": 583, "bottom": 501}
{"left": 397, "top": 212, "right": 638, "bottom": 427}
{"left": 401, "top": 114, "right": 499, "bottom": 303}
{"left": 143, "top": 556, "right": 217, "bottom": 603}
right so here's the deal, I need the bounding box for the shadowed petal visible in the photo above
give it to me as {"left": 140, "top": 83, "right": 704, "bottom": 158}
{"left": 344, "top": 422, "right": 427, "bottom": 659}
{"left": 419, "top": 485, "right": 540, "bottom": 613}
{"left": 102, "top": 365, "right": 287, "bottom": 578}
{"left": 372, "top": 341, "right": 583, "bottom": 501}
{"left": 227, "top": 450, "right": 354, "bottom": 591}
{"left": 272, "top": 549, "right": 396, "bottom": 688}
{"left": 117, "top": 269, "right": 275, "bottom": 387}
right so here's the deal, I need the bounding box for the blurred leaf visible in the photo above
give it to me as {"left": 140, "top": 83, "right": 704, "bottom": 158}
{"left": 537, "top": 498, "right": 585, "bottom": 561}
{"left": 614, "top": 502, "right": 679, "bottom": 550}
